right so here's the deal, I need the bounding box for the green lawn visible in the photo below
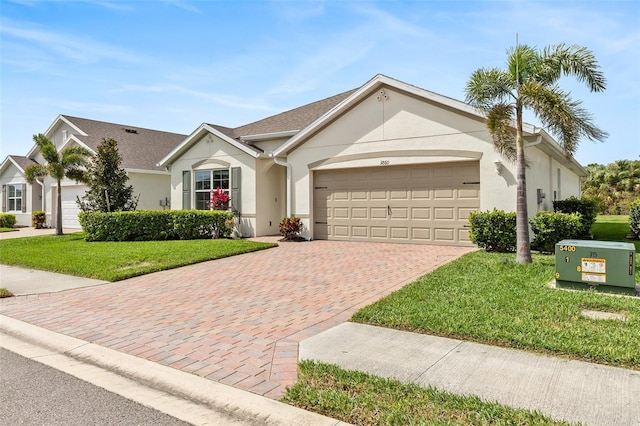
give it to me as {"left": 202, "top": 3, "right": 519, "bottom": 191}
{"left": 283, "top": 361, "right": 573, "bottom": 426}
{"left": 0, "top": 227, "right": 18, "bottom": 233}
{"left": 591, "top": 215, "right": 639, "bottom": 250}
{"left": 352, "top": 251, "right": 639, "bottom": 369}
{"left": 0, "top": 233, "right": 276, "bottom": 281}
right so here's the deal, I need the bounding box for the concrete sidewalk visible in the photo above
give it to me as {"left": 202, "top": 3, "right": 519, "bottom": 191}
{"left": 300, "top": 322, "right": 640, "bottom": 426}
{"left": 0, "top": 265, "right": 108, "bottom": 295}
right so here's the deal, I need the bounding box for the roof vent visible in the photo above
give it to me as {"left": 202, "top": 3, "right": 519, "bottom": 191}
{"left": 124, "top": 128, "right": 138, "bottom": 134}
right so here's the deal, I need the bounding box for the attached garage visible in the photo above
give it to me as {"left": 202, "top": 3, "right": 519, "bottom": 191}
{"left": 57, "top": 185, "right": 85, "bottom": 229}
{"left": 313, "top": 161, "right": 480, "bottom": 245}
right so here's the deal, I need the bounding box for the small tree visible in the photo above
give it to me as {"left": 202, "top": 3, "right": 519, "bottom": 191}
{"left": 79, "top": 138, "right": 136, "bottom": 212}
{"left": 25, "top": 134, "right": 92, "bottom": 235}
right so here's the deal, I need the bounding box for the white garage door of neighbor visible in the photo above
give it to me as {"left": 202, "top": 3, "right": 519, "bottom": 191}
{"left": 59, "top": 185, "right": 86, "bottom": 229}
{"left": 313, "top": 162, "right": 480, "bottom": 245}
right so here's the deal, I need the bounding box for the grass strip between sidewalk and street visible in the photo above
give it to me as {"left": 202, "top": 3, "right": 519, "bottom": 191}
{"left": 0, "top": 233, "right": 276, "bottom": 281}
{"left": 283, "top": 361, "right": 574, "bottom": 426}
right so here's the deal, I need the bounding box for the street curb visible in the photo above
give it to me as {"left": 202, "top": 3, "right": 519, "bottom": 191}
{"left": 0, "top": 315, "right": 349, "bottom": 426}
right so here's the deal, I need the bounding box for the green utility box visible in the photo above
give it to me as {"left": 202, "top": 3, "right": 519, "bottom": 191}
{"left": 555, "top": 240, "right": 637, "bottom": 296}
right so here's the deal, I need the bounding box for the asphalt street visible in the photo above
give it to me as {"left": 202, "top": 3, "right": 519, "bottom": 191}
{"left": 0, "top": 348, "right": 192, "bottom": 426}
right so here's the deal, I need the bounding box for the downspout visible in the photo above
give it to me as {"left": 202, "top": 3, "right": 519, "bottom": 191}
{"left": 271, "top": 156, "right": 292, "bottom": 217}
{"left": 36, "top": 178, "right": 45, "bottom": 223}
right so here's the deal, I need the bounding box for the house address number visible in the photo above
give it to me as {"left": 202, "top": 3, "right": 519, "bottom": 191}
{"left": 380, "top": 160, "right": 390, "bottom": 165}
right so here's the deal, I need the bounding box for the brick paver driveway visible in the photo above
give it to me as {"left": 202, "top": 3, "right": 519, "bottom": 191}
{"left": 1, "top": 238, "right": 472, "bottom": 398}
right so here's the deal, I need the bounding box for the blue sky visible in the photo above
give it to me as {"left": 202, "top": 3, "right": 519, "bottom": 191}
{"left": 1, "top": 0, "right": 638, "bottom": 166}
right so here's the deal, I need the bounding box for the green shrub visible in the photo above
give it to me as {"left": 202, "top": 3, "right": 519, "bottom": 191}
{"left": 79, "top": 210, "right": 234, "bottom": 242}
{"left": 32, "top": 210, "right": 46, "bottom": 229}
{"left": 279, "top": 216, "right": 303, "bottom": 240}
{"left": 530, "top": 211, "right": 582, "bottom": 253}
{"left": 553, "top": 197, "right": 596, "bottom": 237}
{"left": 0, "top": 213, "right": 17, "bottom": 228}
{"left": 630, "top": 199, "right": 640, "bottom": 239}
{"left": 468, "top": 210, "right": 516, "bottom": 252}
{"left": 0, "top": 288, "right": 14, "bottom": 298}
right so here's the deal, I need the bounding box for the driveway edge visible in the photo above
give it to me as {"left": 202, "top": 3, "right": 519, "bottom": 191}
{"left": 0, "top": 315, "right": 349, "bottom": 426}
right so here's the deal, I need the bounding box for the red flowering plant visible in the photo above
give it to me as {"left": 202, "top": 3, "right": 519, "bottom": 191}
{"left": 209, "top": 187, "right": 230, "bottom": 210}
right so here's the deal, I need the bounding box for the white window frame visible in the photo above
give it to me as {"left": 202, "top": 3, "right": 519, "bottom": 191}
{"left": 7, "top": 184, "right": 23, "bottom": 212}
{"left": 194, "top": 169, "right": 230, "bottom": 210}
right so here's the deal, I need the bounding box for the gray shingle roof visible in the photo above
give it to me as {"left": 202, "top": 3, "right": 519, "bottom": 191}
{"left": 207, "top": 89, "right": 357, "bottom": 140}
{"left": 62, "top": 116, "right": 188, "bottom": 171}
{"left": 8, "top": 155, "right": 38, "bottom": 172}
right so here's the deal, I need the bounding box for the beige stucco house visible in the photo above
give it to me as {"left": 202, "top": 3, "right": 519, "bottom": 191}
{"left": 0, "top": 115, "right": 187, "bottom": 228}
{"left": 159, "top": 74, "right": 587, "bottom": 246}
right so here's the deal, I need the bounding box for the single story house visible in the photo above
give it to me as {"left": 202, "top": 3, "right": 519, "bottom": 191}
{"left": 0, "top": 115, "right": 187, "bottom": 228}
{"left": 159, "top": 74, "right": 587, "bottom": 246}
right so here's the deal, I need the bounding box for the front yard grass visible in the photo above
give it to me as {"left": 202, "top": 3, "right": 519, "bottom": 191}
{"left": 0, "top": 233, "right": 276, "bottom": 281}
{"left": 352, "top": 250, "right": 639, "bottom": 370}
{"left": 0, "top": 227, "right": 18, "bottom": 233}
{"left": 283, "top": 361, "right": 572, "bottom": 426}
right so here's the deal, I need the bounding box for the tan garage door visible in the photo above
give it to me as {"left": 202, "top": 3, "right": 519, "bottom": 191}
{"left": 313, "top": 161, "right": 480, "bottom": 245}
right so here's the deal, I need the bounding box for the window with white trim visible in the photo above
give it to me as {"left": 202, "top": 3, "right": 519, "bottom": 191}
{"left": 194, "top": 169, "right": 229, "bottom": 210}
{"left": 8, "top": 184, "right": 23, "bottom": 212}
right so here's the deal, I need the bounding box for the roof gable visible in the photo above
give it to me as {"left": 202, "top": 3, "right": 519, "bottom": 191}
{"left": 272, "top": 74, "right": 487, "bottom": 156}
{"left": 60, "top": 116, "right": 188, "bottom": 172}
{"left": 0, "top": 155, "right": 38, "bottom": 176}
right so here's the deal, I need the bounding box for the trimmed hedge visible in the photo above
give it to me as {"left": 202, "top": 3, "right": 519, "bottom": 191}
{"left": 0, "top": 213, "right": 16, "bottom": 228}
{"left": 530, "top": 211, "right": 582, "bottom": 253}
{"left": 630, "top": 199, "right": 640, "bottom": 239}
{"left": 79, "top": 210, "right": 234, "bottom": 242}
{"left": 468, "top": 210, "right": 517, "bottom": 252}
{"left": 553, "top": 197, "right": 596, "bottom": 237}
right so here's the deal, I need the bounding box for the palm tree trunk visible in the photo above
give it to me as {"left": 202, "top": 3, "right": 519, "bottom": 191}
{"left": 515, "top": 105, "right": 532, "bottom": 263}
{"left": 56, "top": 180, "right": 63, "bottom": 236}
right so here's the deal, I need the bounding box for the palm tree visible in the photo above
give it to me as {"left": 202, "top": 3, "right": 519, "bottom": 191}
{"left": 465, "top": 44, "right": 607, "bottom": 263}
{"left": 25, "top": 134, "right": 93, "bottom": 235}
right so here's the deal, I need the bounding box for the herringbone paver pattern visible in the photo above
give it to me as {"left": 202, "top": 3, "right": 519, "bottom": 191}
{"left": 1, "top": 238, "right": 472, "bottom": 398}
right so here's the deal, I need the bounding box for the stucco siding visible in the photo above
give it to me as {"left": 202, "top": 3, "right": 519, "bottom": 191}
{"left": 128, "top": 172, "right": 171, "bottom": 210}
{"left": 255, "top": 160, "right": 285, "bottom": 236}
{"left": 169, "top": 132, "right": 258, "bottom": 236}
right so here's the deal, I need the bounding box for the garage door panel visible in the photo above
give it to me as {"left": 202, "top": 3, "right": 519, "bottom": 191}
{"left": 390, "top": 207, "right": 409, "bottom": 219}
{"left": 411, "top": 228, "right": 431, "bottom": 240}
{"left": 434, "top": 228, "right": 455, "bottom": 241}
{"left": 411, "top": 208, "right": 431, "bottom": 220}
{"left": 314, "top": 162, "right": 479, "bottom": 245}
{"left": 370, "top": 227, "right": 387, "bottom": 238}
{"left": 350, "top": 226, "right": 368, "bottom": 237}
{"left": 370, "top": 190, "right": 387, "bottom": 200}
{"left": 434, "top": 208, "right": 455, "bottom": 220}
{"left": 371, "top": 207, "right": 387, "bottom": 219}
{"left": 434, "top": 188, "right": 455, "bottom": 199}
{"left": 351, "top": 207, "right": 368, "bottom": 219}
{"left": 351, "top": 190, "right": 368, "bottom": 200}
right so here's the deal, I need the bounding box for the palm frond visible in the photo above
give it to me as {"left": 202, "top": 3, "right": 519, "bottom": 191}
{"left": 486, "top": 104, "right": 517, "bottom": 162}
{"left": 541, "top": 44, "right": 606, "bottom": 92}
{"left": 506, "top": 44, "right": 540, "bottom": 85}
{"left": 464, "top": 68, "right": 514, "bottom": 111}
{"left": 521, "top": 82, "right": 608, "bottom": 155}
{"left": 33, "top": 133, "right": 60, "bottom": 165}
{"left": 25, "top": 164, "right": 49, "bottom": 184}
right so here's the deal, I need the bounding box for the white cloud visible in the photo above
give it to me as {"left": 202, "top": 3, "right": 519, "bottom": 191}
{"left": 0, "top": 18, "right": 145, "bottom": 64}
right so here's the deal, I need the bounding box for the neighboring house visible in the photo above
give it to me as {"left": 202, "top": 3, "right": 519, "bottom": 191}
{"left": 160, "top": 74, "right": 587, "bottom": 246}
{"left": 0, "top": 115, "right": 187, "bottom": 228}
